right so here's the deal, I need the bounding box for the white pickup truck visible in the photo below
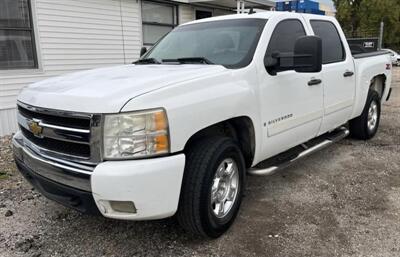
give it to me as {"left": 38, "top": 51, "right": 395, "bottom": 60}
{"left": 13, "top": 12, "right": 392, "bottom": 238}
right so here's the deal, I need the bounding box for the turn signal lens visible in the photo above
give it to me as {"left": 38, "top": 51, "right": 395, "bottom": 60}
{"left": 154, "top": 134, "right": 169, "bottom": 152}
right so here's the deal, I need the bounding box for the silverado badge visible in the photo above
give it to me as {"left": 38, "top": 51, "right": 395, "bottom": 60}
{"left": 28, "top": 120, "right": 43, "bottom": 137}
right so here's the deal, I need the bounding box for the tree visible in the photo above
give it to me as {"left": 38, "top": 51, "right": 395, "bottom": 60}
{"left": 334, "top": 0, "right": 400, "bottom": 50}
{"left": 333, "top": 0, "right": 363, "bottom": 36}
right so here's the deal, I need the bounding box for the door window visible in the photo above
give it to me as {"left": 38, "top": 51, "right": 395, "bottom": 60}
{"left": 265, "top": 19, "right": 306, "bottom": 73}
{"left": 310, "top": 20, "right": 345, "bottom": 64}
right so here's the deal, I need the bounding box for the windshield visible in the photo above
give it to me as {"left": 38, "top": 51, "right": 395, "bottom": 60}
{"left": 143, "top": 19, "right": 267, "bottom": 69}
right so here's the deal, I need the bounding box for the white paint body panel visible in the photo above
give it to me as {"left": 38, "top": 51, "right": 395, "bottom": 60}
{"left": 352, "top": 55, "right": 392, "bottom": 118}
{"left": 92, "top": 154, "right": 185, "bottom": 220}
{"left": 14, "top": 12, "right": 392, "bottom": 220}
{"left": 18, "top": 64, "right": 227, "bottom": 113}
{"left": 254, "top": 13, "right": 324, "bottom": 158}
{"left": 303, "top": 16, "right": 356, "bottom": 134}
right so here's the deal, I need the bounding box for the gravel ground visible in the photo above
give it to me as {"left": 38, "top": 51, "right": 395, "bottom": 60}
{"left": 1, "top": 68, "right": 399, "bottom": 257}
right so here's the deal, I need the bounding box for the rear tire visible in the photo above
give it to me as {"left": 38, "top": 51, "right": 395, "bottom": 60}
{"left": 177, "top": 137, "right": 245, "bottom": 238}
{"left": 349, "top": 90, "right": 381, "bottom": 140}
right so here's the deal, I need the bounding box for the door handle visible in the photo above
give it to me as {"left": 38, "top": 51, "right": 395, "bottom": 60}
{"left": 343, "top": 71, "right": 354, "bottom": 77}
{"left": 308, "top": 79, "right": 322, "bottom": 86}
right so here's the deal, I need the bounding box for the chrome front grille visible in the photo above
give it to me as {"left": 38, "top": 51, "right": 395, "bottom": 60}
{"left": 17, "top": 102, "right": 102, "bottom": 166}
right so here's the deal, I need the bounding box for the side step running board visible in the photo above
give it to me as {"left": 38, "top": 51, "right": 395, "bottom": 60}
{"left": 248, "top": 127, "right": 350, "bottom": 176}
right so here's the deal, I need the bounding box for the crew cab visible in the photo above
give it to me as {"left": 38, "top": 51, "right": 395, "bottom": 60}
{"left": 13, "top": 12, "right": 392, "bottom": 238}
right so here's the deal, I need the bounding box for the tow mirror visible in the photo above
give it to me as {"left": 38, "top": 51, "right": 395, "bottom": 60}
{"left": 265, "top": 35, "right": 322, "bottom": 75}
{"left": 140, "top": 46, "right": 147, "bottom": 57}
{"left": 294, "top": 36, "right": 322, "bottom": 73}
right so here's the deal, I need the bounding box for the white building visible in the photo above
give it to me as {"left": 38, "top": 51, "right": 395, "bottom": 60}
{"left": 319, "top": 3, "right": 336, "bottom": 17}
{"left": 0, "top": 0, "right": 274, "bottom": 136}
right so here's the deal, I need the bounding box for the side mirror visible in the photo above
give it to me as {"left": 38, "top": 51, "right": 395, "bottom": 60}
{"left": 264, "top": 35, "right": 322, "bottom": 75}
{"left": 294, "top": 36, "right": 322, "bottom": 73}
{"left": 140, "top": 46, "right": 147, "bottom": 57}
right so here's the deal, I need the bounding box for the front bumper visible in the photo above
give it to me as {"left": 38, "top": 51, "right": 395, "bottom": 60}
{"left": 13, "top": 131, "right": 186, "bottom": 220}
{"left": 15, "top": 158, "right": 100, "bottom": 214}
{"left": 92, "top": 154, "right": 185, "bottom": 220}
{"left": 13, "top": 133, "right": 98, "bottom": 214}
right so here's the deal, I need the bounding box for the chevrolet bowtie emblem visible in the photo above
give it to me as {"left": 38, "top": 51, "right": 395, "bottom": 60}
{"left": 28, "top": 120, "right": 43, "bottom": 137}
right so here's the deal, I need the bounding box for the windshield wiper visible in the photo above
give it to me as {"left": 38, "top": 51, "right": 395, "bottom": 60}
{"left": 133, "top": 58, "right": 161, "bottom": 64}
{"left": 162, "top": 57, "right": 214, "bottom": 65}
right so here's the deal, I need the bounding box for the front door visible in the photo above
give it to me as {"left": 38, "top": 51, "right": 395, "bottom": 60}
{"left": 259, "top": 18, "right": 324, "bottom": 158}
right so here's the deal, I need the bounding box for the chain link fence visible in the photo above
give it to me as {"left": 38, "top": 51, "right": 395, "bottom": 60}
{"left": 344, "top": 26, "right": 399, "bottom": 53}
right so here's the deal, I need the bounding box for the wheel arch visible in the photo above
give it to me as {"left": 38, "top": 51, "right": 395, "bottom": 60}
{"left": 369, "top": 74, "right": 387, "bottom": 100}
{"left": 352, "top": 72, "right": 388, "bottom": 119}
{"left": 183, "top": 116, "right": 256, "bottom": 168}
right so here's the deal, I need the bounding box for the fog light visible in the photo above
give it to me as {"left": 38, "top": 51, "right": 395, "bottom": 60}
{"left": 109, "top": 201, "right": 137, "bottom": 214}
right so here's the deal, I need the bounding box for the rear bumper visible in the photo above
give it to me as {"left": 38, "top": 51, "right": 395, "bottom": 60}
{"left": 13, "top": 131, "right": 186, "bottom": 220}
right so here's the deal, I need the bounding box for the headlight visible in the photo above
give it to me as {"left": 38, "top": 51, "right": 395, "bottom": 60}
{"left": 103, "top": 109, "right": 169, "bottom": 159}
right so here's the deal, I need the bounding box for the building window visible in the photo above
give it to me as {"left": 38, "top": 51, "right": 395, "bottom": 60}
{"left": 0, "top": 0, "right": 37, "bottom": 70}
{"left": 195, "top": 10, "right": 212, "bottom": 20}
{"left": 142, "top": 1, "right": 177, "bottom": 46}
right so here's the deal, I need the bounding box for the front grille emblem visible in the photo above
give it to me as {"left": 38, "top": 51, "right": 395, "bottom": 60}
{"left": 28, "top": 119, "right": 43, "bottom": 137}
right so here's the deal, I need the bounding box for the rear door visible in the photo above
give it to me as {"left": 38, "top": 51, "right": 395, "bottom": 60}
{"left": 306, "top": 18, "right": 356, "bottom": 134}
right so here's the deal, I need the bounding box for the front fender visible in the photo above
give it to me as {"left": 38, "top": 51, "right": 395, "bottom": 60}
{"left": 121, "top": 69, "right": 262, "bottom": 159}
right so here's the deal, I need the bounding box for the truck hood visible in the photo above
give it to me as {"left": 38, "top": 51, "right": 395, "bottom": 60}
{"left": 18, "top": 64, "right": 227, "bottom": 113}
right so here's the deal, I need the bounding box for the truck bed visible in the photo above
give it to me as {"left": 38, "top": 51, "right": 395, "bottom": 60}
{"left": 353, "top": 50, "right": 390, "bottom": 59}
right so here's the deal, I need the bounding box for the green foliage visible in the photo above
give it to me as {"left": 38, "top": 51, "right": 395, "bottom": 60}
{"left": 334, "top": 0, "right": 400, "bottom": 50}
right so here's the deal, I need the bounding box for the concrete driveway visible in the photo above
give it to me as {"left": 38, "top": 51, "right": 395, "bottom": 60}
{"left": 0, "top": 68, "right": 399, "bottom": 257}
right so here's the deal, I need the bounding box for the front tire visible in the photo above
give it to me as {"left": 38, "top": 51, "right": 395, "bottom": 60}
{"left": 177, "top": 137, "right": 245, "bottom": 238}
{"left": 349, "top": 90, "right": 381, "bottom": 140}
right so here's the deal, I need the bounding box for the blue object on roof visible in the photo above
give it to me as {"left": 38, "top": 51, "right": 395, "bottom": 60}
{"left": 275, "top": 0, "right": 324, "bottom": 15}
{"left": 297, "top": 0, "right": 319, "bottom": 10}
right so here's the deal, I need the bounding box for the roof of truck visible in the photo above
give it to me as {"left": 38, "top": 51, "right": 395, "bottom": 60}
{"left": 182, "top": 11, "right": 335, "bottom": 26}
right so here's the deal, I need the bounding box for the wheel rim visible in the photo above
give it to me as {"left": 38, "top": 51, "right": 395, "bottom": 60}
{"left": 210, "top": 158, "right": 239, "bottom": 218}
{"left": 367, "top": 100, "right": 378, "bottom": 131}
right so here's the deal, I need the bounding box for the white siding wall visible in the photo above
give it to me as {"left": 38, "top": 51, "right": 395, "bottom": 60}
{"left": 0, "top": 0, "right": 142, "bottom": 136}
{"left": 178, "top": 5, "right": 234, "bottom": 25}
{"left": 0, "top": 108, "right": 18, "bottom": 136}
{"left": 179, "top": 5, "right": 194, "bottom": 24}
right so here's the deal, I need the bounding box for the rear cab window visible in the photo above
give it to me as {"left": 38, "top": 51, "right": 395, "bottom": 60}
{"left": 310, "top": 20, "right": 346, "bottom": 64}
